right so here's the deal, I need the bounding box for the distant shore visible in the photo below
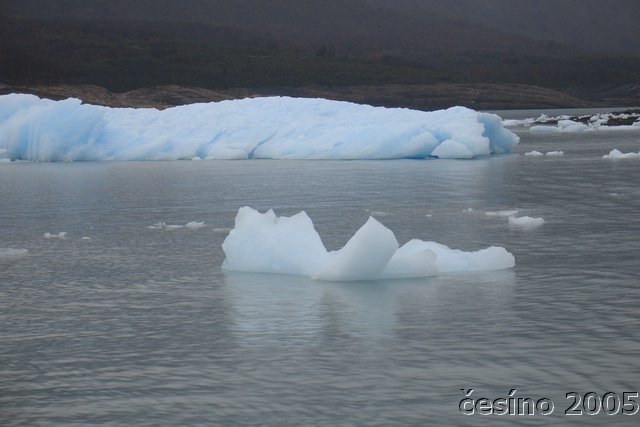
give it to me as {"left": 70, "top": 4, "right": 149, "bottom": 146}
{"left": 1, "top": 83, "right": 638, "bottom": 112}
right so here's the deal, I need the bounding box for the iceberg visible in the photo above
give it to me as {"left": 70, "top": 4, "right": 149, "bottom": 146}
{"left": 0, "top": 94, "right": 519, "bottom": 161}
{"left": 222, "top": 207, "right": 515, "bottom": 281}
{"left": 603, "top": 149, "right": 640, "bottom": 159}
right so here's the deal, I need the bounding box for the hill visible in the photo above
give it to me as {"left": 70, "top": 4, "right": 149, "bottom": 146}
{"left": 1, "top": 0, "right": 639, "bottom": 108}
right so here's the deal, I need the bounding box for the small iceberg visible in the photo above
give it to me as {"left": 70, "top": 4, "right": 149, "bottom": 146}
{"left": 44, "top": 232, "right": 67, "bottom": 239}
{"left": 185, "top": 221, "right": 206, "bottom": 231}
{"left": 603, "top": 149, "right": 640, "bottom": 159}
{"left": 508, "top": 216, "right": 545, "bottom": 229}
{"left": 147, "top": 222, "right": 184, "bottom": 230}
{"left": 524, "top": 151, "right": 544, "bottom": 157}
{"left": 485, "top": 209, "right": 519, "bottom": 217}
{"left": 221, "top": 207, "right": 515, "bottom": 282}
{"left": 545, "top": 151, "right": 564, "bottom": 157}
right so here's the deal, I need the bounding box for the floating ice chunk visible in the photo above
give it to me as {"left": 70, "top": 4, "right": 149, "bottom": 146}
{"left": 508, "top": 216, "right": 545, "bottom": 229}
{"left": 185, "top": 221, "right": 206, "bottom": 230}
{"left": 485, "top": 209, "right": 519, "bottom": 217}
{"left": 463, "top": 208, "right": 474, "bottom": 214}
{"left": 147, "top": 222, "right": 185, "bottom": 230}
{"left": 0, "top": 94, "right": 519, "bottom": 161}
{"left": 530, "top": 120, "right": 589, "bottom": 134}
{"left": 164, "top": 224, "right": 183, "bottom": 230}
{"left": 524, "top": 151, "right": 544, "bottom": 157}
{"left": 221, "top": 207, "right": 515, "bottom": 281}
{"left": 382, "top": 239, "right": 514, "bottom": 273}
{"left": 545, "top": 151, "right": 564, "bottom": 157}
{"left": 313, "top": 217, "right": 399, "bottom": 281}
{"left": 44, "top": 232, "right": 66, "bottom": 239}
{"left": 0, "top": 248, "right": 29, "bottom": 259}
{"left": 603, "top": 149, "right": 640, "bottom": 159}
{"left": 222, "top": 207, "right": 329, "bottom": 277}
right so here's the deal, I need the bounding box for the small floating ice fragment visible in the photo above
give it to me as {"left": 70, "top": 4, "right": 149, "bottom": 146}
{"left": 185, "top": 221, "right": 206, "bottom": 231}
{"left": 164, "top": 224, "right": 183, "bottom": 230}
{"left": 524, "top": 151, "right": 544, "bottom": 157}
{"left": 602, "top": 149, "right": 640, "bottom": 159}
{"left": 545, "top": 151, "right": 564, "bottom": 157}
{"left": 44, "top": 232, "right": 66, "bottom": 239}
{"left": 147, "top": 222, "right": 166, "bottom": 230}
{"left": 508, "top": 216, "right": 545, "bottom": 229}
{"left": 485, "top": 209, "right": 519, "bottom": 217}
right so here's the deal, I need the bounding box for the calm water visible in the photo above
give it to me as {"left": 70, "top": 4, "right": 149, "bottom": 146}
{"left": 1, "top": 121, "right": 640, "bottom": 426}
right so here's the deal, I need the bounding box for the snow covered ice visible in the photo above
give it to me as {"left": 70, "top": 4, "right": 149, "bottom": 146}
{"left": 0, "top": 94, "right": 519, "bottom": 161}
{"left": 222, "top": 207, "right": 515, "bottom": 282}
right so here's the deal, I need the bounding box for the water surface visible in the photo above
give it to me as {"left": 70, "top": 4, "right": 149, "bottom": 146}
{"left": 1, "top": 125, "right": 639, "bottom": 425}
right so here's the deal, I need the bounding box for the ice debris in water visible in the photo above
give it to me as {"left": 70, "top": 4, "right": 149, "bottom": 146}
{"left": 44, "top": 232, "right": 66, "bottom": 239}
{"left": 485, "top": 209, "right": 519, "bottom": 217}
{"left": 185, "top": 221, "right": 206, "bottom": 230}
{"left": 0, "top": 94, "right": 519, "bottom": 161}
{"left": 221, "top": 207, "right": 515, "bottom": 282}
{"left": 508, "top": 216, "right": 545, "bottom": 229}
{"left": 603, "top": 149, "right": 640, "bottom": 159}
{"left": 147, "top": 222, "right": 184, "bottom": 230}
{"left": 164, "top": 224, "right": 183, "bottom": 230}
{"left": 545, "top": 151, "right": 564, "bottom": 157}
{"left": 524, "top": 151, "right": 544, "bottom": 157}
{"left": 530, "top": 120, "right": 589, "bottom": 134}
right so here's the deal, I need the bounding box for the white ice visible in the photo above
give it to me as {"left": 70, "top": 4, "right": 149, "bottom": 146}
{"left": 524, "top": 151, "right": 543, "bottom": 157}
{"left": 44, "top": 232, "right": 66, "bottom": 239}
{"left": 222, "top": 207, "right": 515, "bottom": 281}
{"left": 508, "top": 216, "right": 545, "bottom": 229}
{"left": 603, "top": 149, "right": 640, "bottom": 159}
{"left": 185, "top": 221, "right": 206, "bottom": 230}
{"left": 545, "top": 151, "right": 564, "bottom": 157}
{"left": 0, "top": 94, "right": 519, "bottom": 161}
{"left": 530, "top": 120, "right": 589, "bottom": 134}
{"left": 485, "top": 209, "right": 519, "bottom": 217}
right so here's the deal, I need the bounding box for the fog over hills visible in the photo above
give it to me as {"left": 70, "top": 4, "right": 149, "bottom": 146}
{"left": 1, "top": 0, "right": 639, "bottom": 109}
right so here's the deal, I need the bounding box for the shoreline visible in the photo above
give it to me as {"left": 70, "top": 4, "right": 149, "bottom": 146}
{"left": 2, "top": 82, "right": 638, "bottom": 112}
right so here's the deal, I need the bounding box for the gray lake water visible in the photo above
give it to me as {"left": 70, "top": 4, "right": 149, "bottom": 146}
{"left": 1, "top": 121, "right": 640, "bottom": 425}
